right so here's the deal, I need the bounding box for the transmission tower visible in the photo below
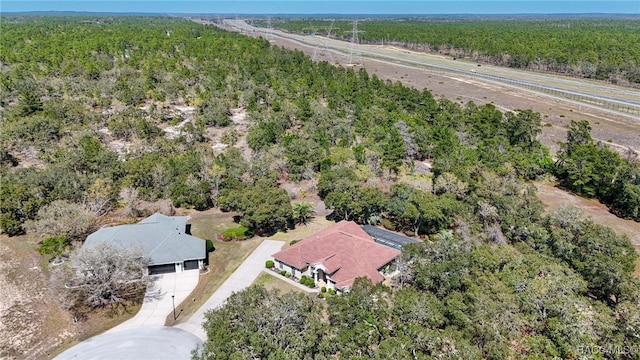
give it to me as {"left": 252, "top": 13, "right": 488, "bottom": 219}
{"left": 325, "top": 20, "right": 338, "bottom": 38}
{"left": 344, "top": 20, "right": 365, "bottom": 66}
{"left": 266, "top": 16, "right": 274, "bottom": 42}
{"left": 303, "top": 23, "right": 323, "bottom": 61}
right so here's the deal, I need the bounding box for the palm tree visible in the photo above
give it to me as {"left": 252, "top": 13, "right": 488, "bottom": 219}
{"left": 292, "top": 202, "right": 315, "bottom": 225}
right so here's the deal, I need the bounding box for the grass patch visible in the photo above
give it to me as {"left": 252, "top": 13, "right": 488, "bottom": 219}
{"left": 253, "top": 272, "right": 305, "bottom": 294}
{"left": 188, "top": 211, "right": 240, "bottom": 241}
{"left": 270, "top": 217, "right": 334, "bottom": 248}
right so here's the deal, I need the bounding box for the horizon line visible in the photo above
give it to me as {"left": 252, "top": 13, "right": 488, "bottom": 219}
{"left": 4, "top": 11, "right": 640, "bottom": 16}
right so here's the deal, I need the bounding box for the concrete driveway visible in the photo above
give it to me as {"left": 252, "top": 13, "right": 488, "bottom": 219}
{"left": 55, "top": 270, "right": 200, "bottom": 359}
{"left": 109, "top": 270, "right": 200, "bottom": 331}
{"left": 56, "top": 240, "right": 284, "bottom": 358}
{"left": 177, "top": 239, "right": 284, "bottom": 340}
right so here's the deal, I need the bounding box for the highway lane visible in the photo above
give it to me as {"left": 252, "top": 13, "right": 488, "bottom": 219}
{"left": 222, "top": 19, "right": 640, "bottom": 117}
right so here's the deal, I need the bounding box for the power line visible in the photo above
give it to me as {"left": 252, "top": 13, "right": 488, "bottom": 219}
{"left": 344, "top": 20, "right": 365, "bottom": 66}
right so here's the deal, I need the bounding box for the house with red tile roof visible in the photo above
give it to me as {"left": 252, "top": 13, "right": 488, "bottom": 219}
{"left": 271, "top": 221, "right": 401, "bottom": 292}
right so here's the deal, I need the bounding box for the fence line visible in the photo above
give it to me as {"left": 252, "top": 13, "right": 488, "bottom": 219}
{"left": 365, "top": 51, "right": 640, "bottom": 117}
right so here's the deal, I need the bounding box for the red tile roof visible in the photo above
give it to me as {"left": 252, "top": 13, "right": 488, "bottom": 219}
{"left": 272, "top": 221, "right": 400, "bottom": 289}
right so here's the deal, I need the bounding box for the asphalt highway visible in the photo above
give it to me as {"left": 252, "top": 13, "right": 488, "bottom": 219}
{"left": 222, "top": 19, "right": 640, "bottom": 117}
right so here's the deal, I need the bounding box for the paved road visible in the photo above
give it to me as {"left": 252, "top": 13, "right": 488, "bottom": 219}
{"left": 56, "top": 240, "right": 284, "bottom": 358}
{"left": 176, "top": 239, "right": 284, "bottom": 340}
{"left": 55, "top": 327, "right": 202, "bottom": 360}
{"left": 222, "top": 19, "right": 640, "bottom": 116}
{"left": 55, "top": 270, "right": 201, "bottom": 360}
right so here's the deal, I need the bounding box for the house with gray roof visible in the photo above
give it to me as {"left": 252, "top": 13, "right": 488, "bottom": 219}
{"left": 84, "top": 213, "right": 206, "bottom": 274}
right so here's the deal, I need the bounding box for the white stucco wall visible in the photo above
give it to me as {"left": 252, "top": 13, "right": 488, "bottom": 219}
{"left": 325, "top": 279, "right": 336, "bottom": 291}
{"left": 275, "top": 260, "right": 307, "bottom": 278}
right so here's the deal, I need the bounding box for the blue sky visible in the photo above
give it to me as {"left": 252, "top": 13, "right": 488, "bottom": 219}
{"left": 2, "top": 1, "right": 639, "bottom": 14}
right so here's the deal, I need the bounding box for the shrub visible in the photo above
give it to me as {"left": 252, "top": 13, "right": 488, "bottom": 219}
{"left": 321, "top": 286, "right": 327, "bottom": 293}
{"left": 285, "top": 272, "right": 291, "bottom": 278}
{"left": 328, "top": 288, "right": 336, "bottom": 295}
{"left": 219, "top": 226, "right": 251, "bottom": 241}
{"left": 280, "top": 270, "right": 287, "bottom": 276}
{"left": 300, "top": 275, "right": 315, "bottom": 287}
{"left": 381, "top": 218, "right": 396, "bottom": 231}
{"left": 205, "top": 239, "right": 215, "bottom": 252}
{"left": 289, "top": 239, "right": 301, "bottom": 246}
{"left": 265, "top": 260, "right": 274, "bottom": 268}
{"left": 38, "top": 236, "right": 69, "bottom": 257}
{"left": 299, "top": 276, "right": 315, "bottom": 287}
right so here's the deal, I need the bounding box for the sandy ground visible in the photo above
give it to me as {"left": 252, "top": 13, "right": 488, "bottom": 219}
{"left": 358, "top": 58, "right": 640, "bottom": 155}
{"left": 535, "top": 182, "right": 640, "bottom": 275}
{"left": 0, "top": 236, "right": 76, "bottom": 360}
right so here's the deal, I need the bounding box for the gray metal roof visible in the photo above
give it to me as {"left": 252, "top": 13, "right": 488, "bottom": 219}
{"left": 361, "top": 225, "right": 420, "bottom": 250}
{"left": 84, "top": 213, "right": 205, "bottom": 266}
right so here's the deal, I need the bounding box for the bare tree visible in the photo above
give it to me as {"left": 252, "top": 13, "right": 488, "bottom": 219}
{"left": 85, "top": 178, "right": 117, "bottom": 216}
{"left": 392, "top": 254, "right": 414, "bottom": 288}
{"left": 486, "top": 225, "right": 508, "bottom": 245}
{"left": 26, "top": 200, "right": 96, "bottom": 242}
{"left": 624, "top": 147, "right": 638, "bottom": 162}
{"left": 477, "top": 201, "right": 499, "bottom": 231}
{"left": 546, "top": 205, "right": 584, "bottom": 232}
{"left": 395, "top": 121, "right": 419, "bottom": 160}
{"left": 150, "top": 164, "right": 168, "bottom": 195}
{"left": 433, "top": 172, "right": 468, "bottom": 199}
{"left": 119, "top": 187, "right": 139, "bottom": 217}
{"left": 51, "top": 243, "right": 149, "bottom": 316}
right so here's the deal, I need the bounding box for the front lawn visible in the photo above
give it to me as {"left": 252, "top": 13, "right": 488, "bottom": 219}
{"left": 253, "top": 272, "right": 306, "bottom": 294}
{"left": 165, "top": 212, "right": 262, "bottom": 326}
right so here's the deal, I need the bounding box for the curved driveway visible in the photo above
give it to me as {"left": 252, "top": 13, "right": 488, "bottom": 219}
{"left": 56, "top": 240, "right": 284, "bottom": 359}
{"left": 110, "top": 270, "right": 200, "bottom": 331}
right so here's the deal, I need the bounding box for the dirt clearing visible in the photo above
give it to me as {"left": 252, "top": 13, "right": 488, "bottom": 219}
{"left": 535, "top": 182, "right": 640, "bottom": 276}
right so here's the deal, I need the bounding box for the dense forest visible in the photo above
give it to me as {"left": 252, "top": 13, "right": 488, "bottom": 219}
{"left": 1, "top": 16, "right": 639, "bottom": 359}
{"left": 269, "top": 18, "right": 640, "bottom": 85}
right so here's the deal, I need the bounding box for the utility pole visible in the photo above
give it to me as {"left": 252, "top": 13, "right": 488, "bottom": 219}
{"left": 171, "top": 294, "right": 183, "bottom": 320}
{"left": 266, "top": 16, "right": 273, "bottom": 42}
